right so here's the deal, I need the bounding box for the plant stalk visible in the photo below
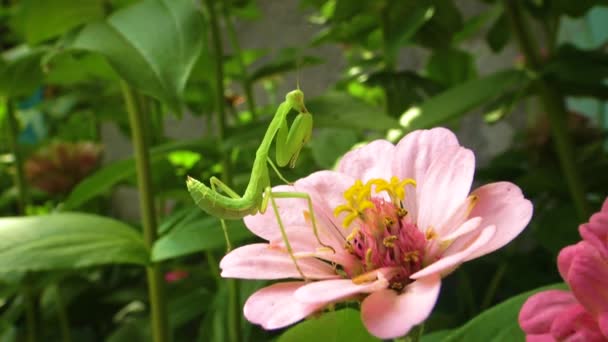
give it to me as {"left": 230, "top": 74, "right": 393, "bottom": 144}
{"left": 504, "top": 1, "right": 589, "bottom": 220}
{"left": 54, "top": 285, "right": 72, "bottom": 342}
{"left": 203, "top": 2, "right": 240, "bottom": 341}
{"left": 121, "top": 82, "right": 170, "bottom": 342}
{"left": 24, "top": 286, "right": 38, "bottom": 342}
{"left": 5, "top": 99, "right": 29, "bottom": 214}
{"left": 222, "top": 3, "right": 258, "bottom": 118}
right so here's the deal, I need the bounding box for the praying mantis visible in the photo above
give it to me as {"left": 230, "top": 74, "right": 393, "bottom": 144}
{"left": 186, "top": 89, "right": 328, "bottom": 280}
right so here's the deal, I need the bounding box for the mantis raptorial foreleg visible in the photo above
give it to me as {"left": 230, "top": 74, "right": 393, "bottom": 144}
{"left": 209, "top": 178, "right": 238, "bottom": 252}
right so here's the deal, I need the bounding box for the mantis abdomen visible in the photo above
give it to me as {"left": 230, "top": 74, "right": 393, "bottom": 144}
{"left": 186, "top": 177, "right": 260, "bottom": 219}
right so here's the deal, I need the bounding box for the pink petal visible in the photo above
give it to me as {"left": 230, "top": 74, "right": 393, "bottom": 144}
{"left": 416, "top": 146, "right": 475, "bottom": 232}
{"left": 243, "top": 281, "right": 326, "bottom": 329}
{"left": 360, "top": 274, "right": 441, "bottom": 339}
{"left": 411, "top": 225, "right": 495, "bottom": 279}
{"left": 294, "top": 277, "right": 388, "bottom": 304}
{"left": 550, "top": 304, "right": 604, "bottom": 341}
{"left": 525, "top": 334, "right": 557, "bottom": 342}
{"left": 220, "top": 244, "right": 337, "bottom": 280}
{"left": 557, "top": 242, "right": 588, "bottom": 282}
{"left": 599, "top": 312, "right": 608, "bottom": 338}
{"left": 463, "top": 182, "right": 533, "bottom": 261}
{"left": 393, "top": 128, "right": 460, "bottom": 223}
{"left": 337, "top": 139, "right": 395, "bottom": 182}
{"left": 441, "top": 217, "right": 482, "bottom": 241}
{"left": 519, "top": 290, "right": 578, "bottom": 334}
{"left": 566, "top": 246, "right": 608, "bottom": 316}
{"left": 579, "top": 200, "right": 608, "bottom": 259}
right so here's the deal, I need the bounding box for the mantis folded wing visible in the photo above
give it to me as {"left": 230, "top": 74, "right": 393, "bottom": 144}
{"left": 187, "top": 89, "right": 328, "bottom": 280}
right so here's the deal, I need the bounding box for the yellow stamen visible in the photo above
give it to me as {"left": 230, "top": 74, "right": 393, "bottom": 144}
{"left": 383, "top": 235, "right": 397, "bottom": 247}
{"left": 365, "top": 248, "right": 373, "bottom": 267}
{"left": 425, "top": 228, "right": 437, "bottom": 241}
{"left": 403, "top": 250, "right": 419, "bottom": 263}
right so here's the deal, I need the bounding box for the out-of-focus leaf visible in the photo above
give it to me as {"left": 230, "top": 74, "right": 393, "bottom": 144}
{"left": 453, "top": 4, "right": 502, "bottom": 44}
{"left": 311, "top": 128, "right": 358, "bottom": 169}
{"left": 62, "top": 139, "right": 215, "bottom": 210}
{"left": 250, "top": 52, "right": 323, "bottom": 82}
{"left": 367, "top": 71, "right": 443, "bottom": 117}
{"left": 486, "top": 13, "right": 510, "bottom": 52}
{"left": 45, "top": 53, "right": 119, "bottom": 85}
{"left": 151, "top": 215, "right": 253, "bottom": 261}
{"left": 0, "top": 46, "right": 45, "bottom": 98}
{"left": 551, "top": 0, "right": 608, "bottom": 17}
{"left": 278, "top": 308, "right": 379, "bottom": 342}
{"left": 400, "top": 69, "right": 527, "bottom": 131}
{"left": 426, "top": 48, "right": 477, "bottom": 87}
{"left": 72, "top": 0, "right": 203, "bottom": 111}
{"left": 422, "top": 330, "right": 453, "bottom": 342}
{"left": 20, "top": 0, "right": 104, "bottom": 45}
{"left": 442, "top": 283, "right": 567, "bottom": 342}
{"left": 414, "top": 0, "right": 463, "bottom": 48}
{"left": 0, "top": 213, "right": 148, "bottom": 273}
{"left": 169, "top": 288, "right": 211, "bottom": 329}
{"left": 384, "top": 3, "right": 434, "bottom": 60}
{"left": 106, "top": 319, "right": 151, "bottom": 342}
{"left": 546, "top": 44, "right": 608, "bottom": 86}
{"left": 308, "top": 92, "right": 398, "bottom": 130}
{"left": 534, "top": 202, "right": 580, "bottom": 255}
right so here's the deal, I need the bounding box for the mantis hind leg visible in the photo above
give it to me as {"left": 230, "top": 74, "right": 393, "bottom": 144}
{"left": 209, "top": 178, "right": 239, "bottom": 252}
{"left": 265, "top": 188, "right": 335, "bottom": 281}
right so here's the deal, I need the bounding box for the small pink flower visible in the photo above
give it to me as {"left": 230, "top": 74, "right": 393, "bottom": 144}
{"left": 519, "top": 198, "right": 608, "bottom": 341}
{"left": 221, "top": 128, "right": 533, "bottom": 338}
{"left": 164, "top": 269, "right": 189, "bottom": 283}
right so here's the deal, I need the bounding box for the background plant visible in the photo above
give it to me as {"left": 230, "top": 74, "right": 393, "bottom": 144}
{"left": 0, "top": 0, "right": 607, "bottom": 341}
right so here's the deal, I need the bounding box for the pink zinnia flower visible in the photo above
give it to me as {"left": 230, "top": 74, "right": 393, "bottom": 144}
{"left": 221, "top": 128, "right": 533, "bottom": 338}
{"left": 519, "top": 198, "right": 608, "bottom": 341}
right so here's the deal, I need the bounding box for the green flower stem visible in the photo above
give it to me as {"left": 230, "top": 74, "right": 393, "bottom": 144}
{"left": 222, "top": 3, "right": 258, "bottom": 118}
{"left": 54, "top": 285, "right": 72, "bottom": 342}
{"left": 504, "top": 1, "right": 589, "bottom": 220}
{"left": 5, "top": 98, "right": 29, "bottom": 214}
{"left": 205, "top": 0, "right": 232, "bottom": 184}
{"left": 121, "top": 82, "right": 170, "bottom": 342}
{"left": 204, "top": 2, "right": 241, "bottom": 342}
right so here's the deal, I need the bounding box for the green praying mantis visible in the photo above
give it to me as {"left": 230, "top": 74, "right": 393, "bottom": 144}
{"left": 186, "top": 89, "right": 330, "bottom": 280}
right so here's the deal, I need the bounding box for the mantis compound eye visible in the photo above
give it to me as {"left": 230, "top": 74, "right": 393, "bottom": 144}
{"left": 286, "top": 89, "right": 307, "bottom": 113}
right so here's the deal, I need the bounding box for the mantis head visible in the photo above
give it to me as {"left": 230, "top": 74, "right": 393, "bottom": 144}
{"left": 286, "top": 89, "right": 308, "bottom": 113}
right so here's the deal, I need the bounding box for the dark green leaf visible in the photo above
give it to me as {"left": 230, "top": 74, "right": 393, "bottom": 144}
{"left": 62, "top": 139, "right": 215, "bottom": 210}
{"left": 278, "top": 308, "right": 380, "bottom": 342}
{"left": 250, "top": 52, "right": 323, "bottom": 82}
{"left": 442, "top": 283, "right": 567, "bottom": 342}
{"left": 414, "top": 0, "right": 463, "bottom": 48}
{"left": 453, "top": 4, "right": 502, "bottom": 44}
{"left": 0, "top": 213, "right": 148, "bottom": 273}
{"left": 151, "top": 215, "right": 253, "bottom": 261}
{"left": 384, "top": 3, "right": 434, "bottom": 60}
{"left": 486, "top": 13, "right": 510, "bottom": 53}
{"left": 72, "top": 0, "right": 204, "bottom": 111}
{"left": 20, "top": 0, "right": 104, "bottom": 45}
{"left": 0, "top": 46, "right": 45, "bottom": 98}
{"left": 426, "top": 48, "right": 477, "bottom": 87}
{"left": 307, "top": 92, "right": 398, "bottom": 131}
{"left": 311, "top": 128, "right": 358, "bottom": 169}
{"left": 400, "top": 69, "right": 527, "bottom": 130}
{"left": 169, "top": 288, "right": 211, "bottom": 329}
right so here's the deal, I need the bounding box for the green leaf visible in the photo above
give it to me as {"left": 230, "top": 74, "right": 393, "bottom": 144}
{"left": 307, "top": 92, "right": 398, "bottom": 131}
{"left": 72, "top": 0, "right": 203, "bottom": 111}
{"left": 62, "top": 139, "right": 214, "bottom": 211}
{"left": 486, "top": 13, "right": 510, "bottom": 53}
{"left": 20, "top": 0, "right": 104, "bottom": 45}
{"left": 311, "top": 128, "right": 358, "bottom": 169}
{"left": 384, "top": 3, "right": 434, "bottom": 60}
{"left": 426, "top": 48, "right": 477, "bottom": 87}
{"left": 250, "top": 52, "right": 323, "bottom": 82}
{"left": 278, "top": 308, "right": 379, "bottom": 342}
{"left": 0, "top": 46, "right": 45, "bottom": 98}
{"left": 400, "top": 69, "right": 526, "bottom": 130}
{"left": 151, "top": 215, "right": 254, "bottom": 261}
{"left": 0, "top": 213, "right": 148, "bottom": 273}
{"left": 442, "top": 283, "right": 567, "bottom": 342}
{"left": 414, "top": 0, "right": 463, "bottom": 48}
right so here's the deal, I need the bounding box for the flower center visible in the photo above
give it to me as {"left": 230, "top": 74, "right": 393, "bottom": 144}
{"left": 334, "top": 177, "right": 429, "bottom": 291}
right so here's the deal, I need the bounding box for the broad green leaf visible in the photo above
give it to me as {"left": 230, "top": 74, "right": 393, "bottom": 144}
{"left": 414, "top": 0, "right": 463, "bottom": 48}
{"left": 0, "top": 46, "right": 45, "bottom": 98}
{"left": 422, "top": 330, "right": 453, "bottom": 342}
{"left": 400, "top": 69, "right": 527, "bottom": 131}
{"left": 20, "top": 0, "right": 104, "bottom": 45}
{"left": 426, "top": 48, "right": 477, "bottom": 87}
{"left": 169, "top": 288, "right": 211, "bottom": 329}
{"left": 442, "top": 283, "right": 567, "bottom": 342}
{"left": 72, "top": 0, "right": 203, "bottom": 111}
{"left": 307, "top": 92, "right": 398, "bottom": 131}
{"left": 384, "top": 3, "right": 434, "bottom": 60}
{"left": 151, "top": 215, "right": 253, "bottom": 261}
{"left": 311, "top": 128, "right": 358, "bottom": 169}
{"left": 453, "top": 4, "right": 502, "bottom": 44}
{"left": 0, "top": 213, "right": 148, "bottom": 273}
{"left": 62, "top": 139, "right": 215, "bottom": 210}
{"left": 486, "top": 13, "right": 510, "bottom": 53}
{"left": 278, "top": 308, "right": 379, "bottom": 342}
